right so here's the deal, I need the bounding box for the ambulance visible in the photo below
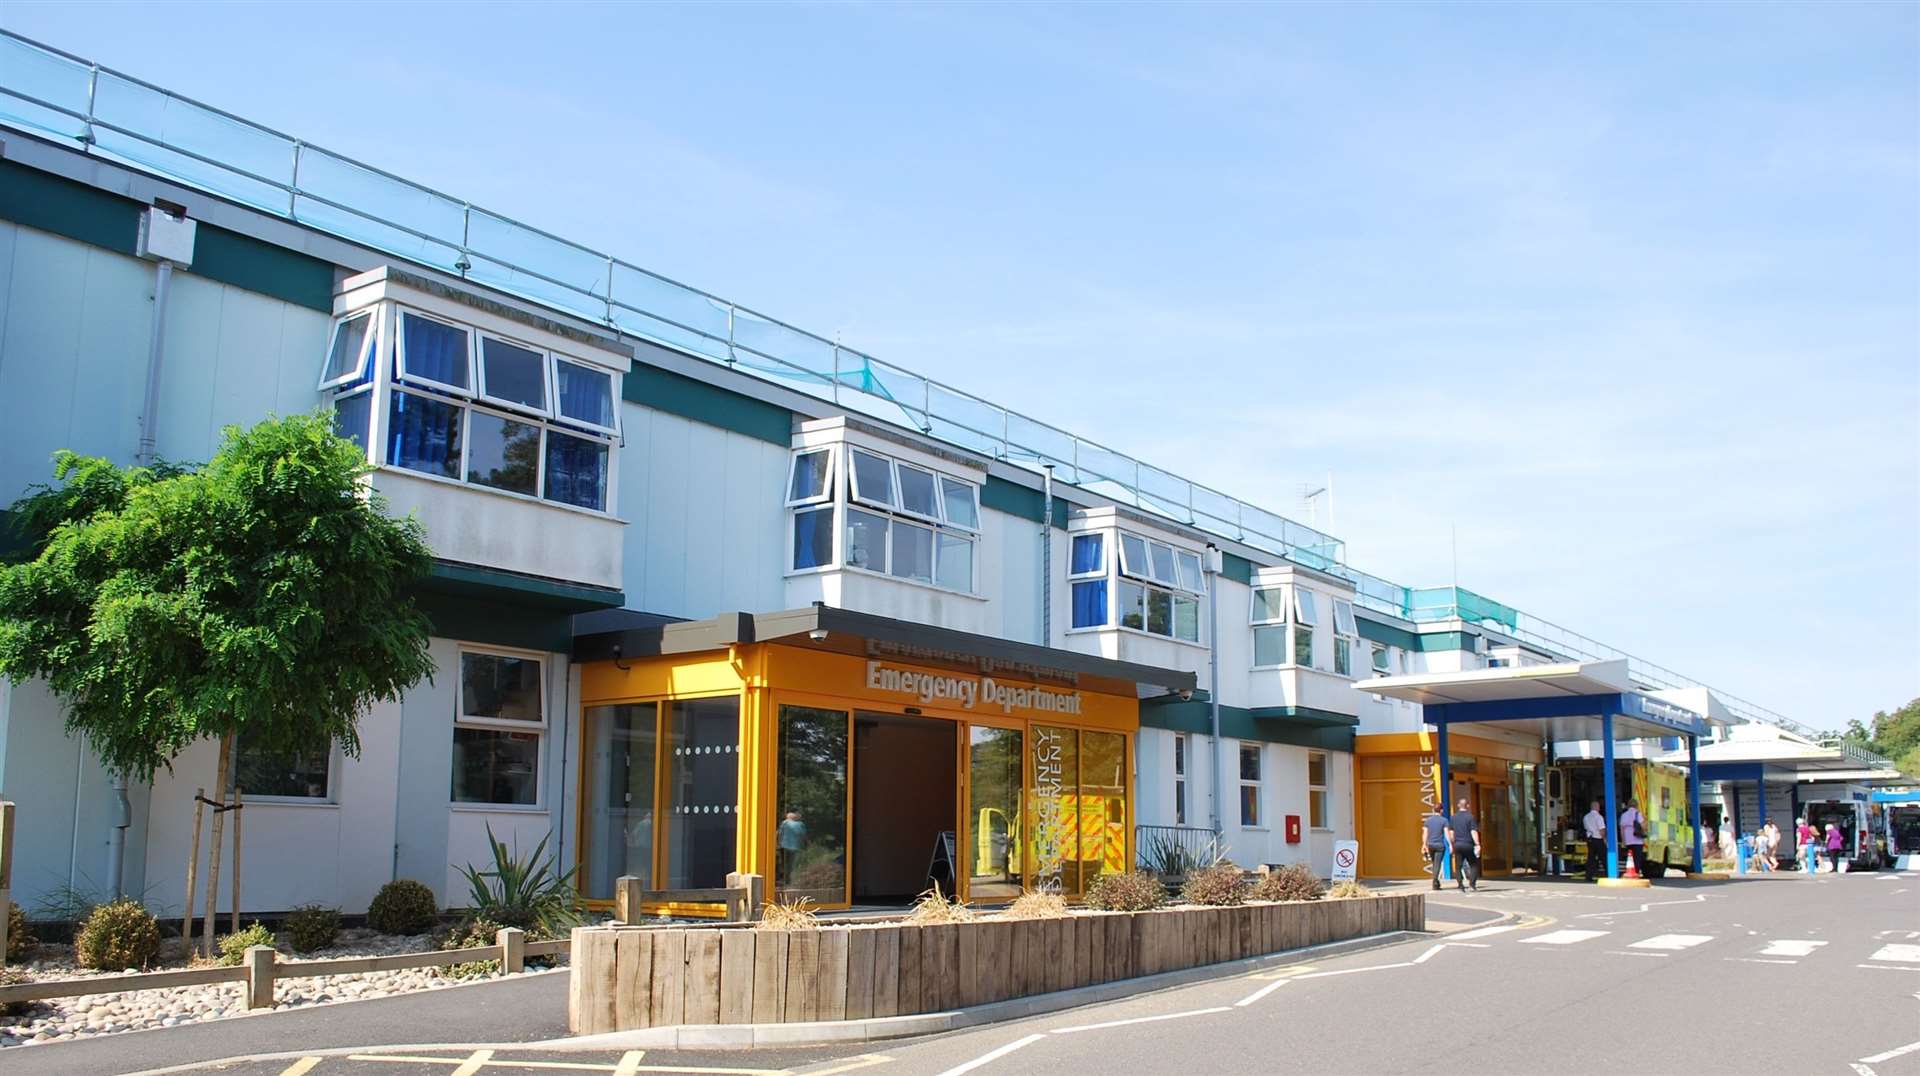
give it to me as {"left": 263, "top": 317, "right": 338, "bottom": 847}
{"left": 1549, "top": 758, "right": 1695, "bottom": 875}
{"left": 1873, "top": 790, "right": 1920, "bottom": 870}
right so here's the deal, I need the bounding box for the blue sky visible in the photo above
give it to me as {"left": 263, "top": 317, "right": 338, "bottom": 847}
{"left": 7, "top": 2, "right": 1915, "bottom": 729}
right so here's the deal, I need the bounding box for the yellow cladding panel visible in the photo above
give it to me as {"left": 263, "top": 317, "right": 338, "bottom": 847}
{"left": 580, "top": 653, "right": 747, "bottom": 703}
{"left": 763, "top": 647, "right": 1140, "bottom": 731}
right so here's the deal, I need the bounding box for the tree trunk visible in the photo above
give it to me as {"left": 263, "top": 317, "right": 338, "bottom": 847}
{"left": 202, "top": 734, "right": 233, "bottom": 958}
{"left": 229, "top": 786, "right": 243, "bottom": 935}
{"left": 183, "top": 787, "right": 204, "bottom": 957}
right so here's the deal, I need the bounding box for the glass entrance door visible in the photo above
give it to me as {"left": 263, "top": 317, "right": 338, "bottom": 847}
{"left": 965, "top": 724, "right": 1024, "bottom": 901}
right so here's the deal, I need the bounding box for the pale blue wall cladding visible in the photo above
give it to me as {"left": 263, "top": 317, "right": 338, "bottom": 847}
{"left": 0, "top": 221, "right": 331, "bottom": 500}
{"left": 617, "top": 405, "right": 789, "bottom": 619}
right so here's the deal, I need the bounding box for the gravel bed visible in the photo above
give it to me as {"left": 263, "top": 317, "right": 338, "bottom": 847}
{"left": 0, "top": 927, "right": 566, "bottom": 1049}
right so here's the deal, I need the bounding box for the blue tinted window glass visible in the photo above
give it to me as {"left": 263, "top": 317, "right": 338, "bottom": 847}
{"left": 400, "top": 312, "right": 469, "bottom": 390}
{"left": 1071, "top": 580, "right": 1107, "bottom": 628}
{"left": 1071, "top": 533, "right": 1103, "bottom": 575}
{"left": 793, "top": 506, "right": 833, "bottom": 569}
{"left": 544, "top": 429, "right": 608, "bottom": 511}
{"left": 556, "top": 360, "right": 615, "bottom": 429}
{"left": 387, "top": 391, "right": 462, "bottom": 479}
{"left": 332, "top": 391, "right": 372, "bottom": 454}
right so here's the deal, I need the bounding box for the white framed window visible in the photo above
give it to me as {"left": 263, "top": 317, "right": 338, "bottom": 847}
{"left": 553, "top": 357, "right": 619, "bottom": 436}
{"left": 396, "top": 308, "right": 475, "bottom": 396}
{"left": 1174, "top": 733, "right": 1189, "bottom": 826}
{"left": 1239, "top": 743, "right": 1262, "bottom": 828}
{"left": 1251, "top": 586, "right": 1287, "bottom": 667}
{"left": 1308, "top": 751, "right": 1329, "bottom": 829}
{"left": 476, "top": 332, "right": 549, "bottom": 414}
{"left": 787, "top": 444, "right": 980, "bottom": 592}
{"left": 453, "top": 648, "right": 546, "bottom": 807}
{"left": 1332, "top": 598, "right": 1357, "bottom": 677}
{"left": 234, "top": 737, "right": 335, "bottom": 803}
{"left": 1070, "top": 533, "right": 1108, "bottom": 629}
{"left": 1370, "top": 642, "right": 1391, "bottom": 676}
{"left": 1115, "top": 530, "right": 1204, "bottom": 643}
{"left": 318, "top": 310, "right": 377, "bottom": 391}
{"left": 1292, "top": 586, "right": 1318, "bottom": 668}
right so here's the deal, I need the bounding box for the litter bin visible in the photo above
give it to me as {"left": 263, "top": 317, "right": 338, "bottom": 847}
{"left": 1736, "top": 835, "right": 1751, "bottom": 875}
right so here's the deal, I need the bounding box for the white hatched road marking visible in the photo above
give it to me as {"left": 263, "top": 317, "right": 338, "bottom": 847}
{"left": 1760, "top": 939, "right": 1826, "bottom": 958}
{"left": 1521, "top": 929, "right": 1610, "bottom": 946}
{"left": 1629, "top": 934, "right": 1714, "bottom": 951}
{"left": 1051, "top": 1007, "right": 1231, "bottom": 1034}
{"left": 1235, "top": 977, "right": 1291, "bottom": 1007}
{"left": 1862, "top": 1040, "right": 1920, "bottom": 1064}
{"left": 1578, "top": 893, "right": 1709, "bottom": 920}
{"left": 935, "top": 1034, "right": 1045, "bottom": 1076}
{"left": 1869, "top": 944, "right": 1920, "bottom": 963}
{"left": 1447, "top": 924, "right": 1521, "bottom": 940}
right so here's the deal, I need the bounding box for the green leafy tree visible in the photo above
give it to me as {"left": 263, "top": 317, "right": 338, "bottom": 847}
{"left": 0, "top": 413, "right": 436, "bottom": 949}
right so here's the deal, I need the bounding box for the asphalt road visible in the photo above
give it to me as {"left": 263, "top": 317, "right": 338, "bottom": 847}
{"left": 16, "top": 871, "right": 1920, "bottom": 1076}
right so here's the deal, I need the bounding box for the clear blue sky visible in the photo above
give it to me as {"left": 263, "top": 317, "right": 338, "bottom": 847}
{"left": 7, "top": 2, "right": 1915, "bottom": 730}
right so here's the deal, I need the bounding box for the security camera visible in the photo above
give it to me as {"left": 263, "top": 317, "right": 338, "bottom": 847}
{"left": 808, "top": 628, "right": 829, "bottom": 642}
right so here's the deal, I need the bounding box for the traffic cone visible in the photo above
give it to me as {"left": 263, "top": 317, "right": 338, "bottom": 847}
{"left": 1622, "top": 848, "right": 1641, "bottom": 880}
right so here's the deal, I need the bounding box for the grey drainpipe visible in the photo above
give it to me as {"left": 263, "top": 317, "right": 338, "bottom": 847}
{"left": 1041, "top": 466, "right": 1054, "bottom": 646}
{"left": 1206, "top": 544, "right": 1222, "bottom": 835}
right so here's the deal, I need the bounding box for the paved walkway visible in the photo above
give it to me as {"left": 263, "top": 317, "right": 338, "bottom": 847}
{"left": 6, "top": 969, "right": 572, "bottom": 1076}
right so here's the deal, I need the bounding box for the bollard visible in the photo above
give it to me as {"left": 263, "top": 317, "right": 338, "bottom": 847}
{"left": 497, "top": 927, "right": 526, "bottom": 974}
{"left": 244, "top": 945, "right": 276, "bottom": 1009}
{"left": 614, "top": 875, "right": 642, "bottom": 924}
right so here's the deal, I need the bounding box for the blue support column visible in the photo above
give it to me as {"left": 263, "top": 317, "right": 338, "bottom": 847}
{"left": 1688, "top": 734, "right": 1703, "bottom": 871}
{"left": 1437, "top": 720, "right": 1453, "bottom": 883}
{"left": 1602, "top": 712, "right": 1619, "bottom": 879}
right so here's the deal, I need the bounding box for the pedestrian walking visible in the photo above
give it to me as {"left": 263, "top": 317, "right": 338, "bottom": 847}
{"left": 1583, "top": 799, "right": 1607, "bottom": 881}
{"left": 1764, "top": 820, "right": 1783, "bottom": 871}
{"left": 1825, "top": 822, "right": 1845, "bottom": 871}
{"left": 1421, "top": 802, "right": 1451, "bottom": 890}
{"left": 1796, "top": 818, "right": 1816, "bottom": 873}
{"left": 1449, "top": 801, "right": 1482, "bottom": 891}
{"left": 1620, "top": 798, "right": 1649, "bottom": 878}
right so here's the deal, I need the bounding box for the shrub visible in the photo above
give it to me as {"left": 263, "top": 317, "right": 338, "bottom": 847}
{"left": 217, "top": 922, "right": 276, "bottom": 966}
{"left": 0, "top": 967, "right": 31, "bottom": 1018}
{"left": 368, "top": 879, "right": 439, "bottom": 935}
{"left": 906, "top": 886, "right": 977, "bottom": 924}
{"left": 1084, "top": 870, "right": 1165, "bottom": 912}
{"left": 1180, "top": 862, "right": 1248, "bottom": 906}
{"left": 1002, "top": 891, "right": 1070, "bottom": 920}
{"left": 456, "top": 825, "right": 582, "bottom": 939}
{"left": 284, "top": 904, "right": 340, "bottom": 953}
{"left": 6, "top": 900, "right": 33, "bottom": 963}
{"left": 756, "top": 897, "right": 821, "bottom": 931}
{"left": 1252, "top": 864, "right": 1323, "bottom": 902}
{"left": 74, "top": 898, "right": 161, "bottom": 970}
{"left": 1328, "top": 880, "right": 1373, "bottom": 900}
{"left": 436, "top": 916, "right": 504, "bottom": 979}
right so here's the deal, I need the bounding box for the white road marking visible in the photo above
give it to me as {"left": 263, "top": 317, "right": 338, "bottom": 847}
{"left": 1859, "top": 965, "right": 1920, "bottom": 972}
{"left": 1412, "top": 944, "right": 1447, "bottom": 964}
{"left": 1051, "top": 1007, "right": 1231, "bottom": 1034}
{"left": 1521, "top": 929, "right": 1610, "bottom": 945}
{"left": 451, "top": 1051, "right": 494, "bottom": 1076}
{"left": 1868, "top": 944, "right": 1920, "bottom": 963}
{"left": 1447, "top": 924, "right": 1521, "bottom": 940}
{"left": 1578, "top": 893, "right": 1709, "bottom": 920}
{"left": 278, "top": 1061, "right": 324, "bottom": 1076}
{"left": 1629, "top": 934, "right": 1714, "bottom": 951}
{"left": 936, "top": 1034, "right": 1046, "bottom": 1076}
{"left": 1850, "top": 1064, "right": 1875, "bottom": 1076}
{"left": 1297, "top": 961, "right": 1416, "bottom": 979}
{"left": 1606, "top": 950, "right": 1668, "bottom": 958}
{"left": 1234, "top": 978, "right": 1291, "bottom": 1007}
{"left": 1760, "top": 939, "right": 1826, "bottom": 958}
{"left": 1862, "top": 1040, "right": 1920, "bottom": 1064}
{"left": 1874, "top": 874, "right": 1898, "bottom": 881}
{"left": 1726, "top": 958, "right": 1799, "bottom": 965}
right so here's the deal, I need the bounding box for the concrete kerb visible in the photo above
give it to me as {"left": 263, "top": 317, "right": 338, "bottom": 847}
{"left": 552, "top": 925, "right": 1447, "bottom": 1052}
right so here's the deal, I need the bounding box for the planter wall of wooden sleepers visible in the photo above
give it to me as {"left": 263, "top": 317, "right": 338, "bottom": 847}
{"left": 568, "top": 892, "right": 1423, "bottom": 1034}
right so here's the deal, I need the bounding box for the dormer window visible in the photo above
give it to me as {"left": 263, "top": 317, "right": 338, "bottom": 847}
{"left": 319, "top": 302, "right": 621, "bottom": 514}
{"left": 1070, "top": 529, "right": 1205, "bottom": 643}
{"left": 786, "top": 443, "right": 980, "bottom": 594}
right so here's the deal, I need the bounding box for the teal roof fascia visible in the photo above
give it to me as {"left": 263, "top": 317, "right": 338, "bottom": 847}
{"left": 623, "top": 363, "right": 793, "bottom": 446}
{"left": 423, "top": 560, "right": 624, "bottom": 613}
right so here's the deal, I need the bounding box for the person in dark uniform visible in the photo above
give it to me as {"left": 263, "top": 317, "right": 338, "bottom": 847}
{"left": 1421, "top": 803, "right": 1451, "bottom": 890}
{"left": 1450, "top": 801, "right": 1482, "bottom": 891}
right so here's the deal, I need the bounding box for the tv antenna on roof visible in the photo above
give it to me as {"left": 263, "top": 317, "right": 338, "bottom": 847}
{"left": 1300, "top": 473, "right": 1335, "bottom": 533}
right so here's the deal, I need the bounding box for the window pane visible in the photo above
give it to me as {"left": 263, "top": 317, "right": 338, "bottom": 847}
{"left": 793, "top": 506, "right": 834, "bottom": 569}
{"left": 387, "top": 390, "right": 463, "bottom": 479}
{"left": 896, "top": 463, "right": 938, "bottom": 518}
{"left": 1173, "top": 595, "right": 1199, "bottom": 642}
{"left": 1119, "top": 534, "right": 1149, "bottom": 578}
{"left": 1240, "top": 784, "right": 1259, "bottom": 828}
{"left": 1117, "top": 580, "right": 1147, "bottom": 629}
{"left": 1149, "top": 543, "right": 1176, "bottom": 585}
{"left": 777, "top": 706, "right": 849, "bottom": 904}
{"left": 968, "top": 725, "right": 1025, "bottom": 900}
{"left": 845, "top": 508, "right": 888, "bottom": 572}
{"left": 466, "top": 411, "right": 540, "bottom": 496}
{"left": 1294, "top": 588, "right": 1320, "bottom": 626}
{"left": 321, "top": 312, "right": 372, "bottom": 385}
{"left": 789, "top": 449, "right": 831, "bottom": 502}
{"left": 1309, "top": 752, "right": 1328, "bottom": 786}
{"left": 1254, "top": 625, "right": 1287, "bottom": 666}
{"left": 890, "top": 519, "right": 933, "bottom": 583}
{"left": 235, "top": 739, "right": 330, "bottom": 799}
{"left": 664, "top": 696, "right": 740, "bottom": 890}
{"left": 1175, "top": 781, "right": 1186, "bottom": 825}
{"left": 461, "top": 652, "right": 543, "bottom": 722}
{"left": 332, "top": 390, "right": 372, "bottom": 454}
{"left": 1078, "top": 731, "right": 1126, "bottom": 888}
{"left": 1251, "top": 588, "right": 1286, "bottom": 623}
{"left": 1334, "top": 599, "right": 1356, "bottom": 636}
{"left": 1146, "top": 588, "right": 1172, "bottom": 636}
{"left": 1174, "top": 735, "right": 1186, "bottom": 775}
{"left": 1030, "top": 726, "right": 1081, "bottom": 895}
{"left": 451, "top": 728, "right": 539, "bottom": 805}
{"left": 1176, "top": 551, "right": 1204, "bottom": 593}
{"left": 1371, "top": 644, "right": 1390, "bottom": 673}
{"left": 1310, "top": 789, "right": 1328, "bottom": 829}
{"left": 400, "top": 311, "right": 470, "bottom": 390}
{"left": 940, "top": 476, "right": 978, "bottom": 529}
{"left": 1294, "top": 625, "right": 1314, "bottom": 667}
{"left": 1240, "top": 743, "right": 1261, "bottom": 781}
{"left": 480, "top": 336, "right": 547, "bottom": 411}
{"left": 545, "top": 429, "right": 609, "bottom": 511}
{"left": 583, "top": 703, "right": 657, "bottom": 900}
{"left": 850, "top": 449, "right": 894, "bottom": 507}
{"left": 1070, "top": 580, "right": 1107, "bottom": 628}
{"left": 1070, "top": 533, "right": 1103, "bottom": 575}
{"left": 555, "top": 359, "right": 616, "bottom": 430}
{"left": 936, "top": 532, "right": 973, "bottom": 591}
{"left": 1335, "top": 637, "right": 1351, "bottom": 676}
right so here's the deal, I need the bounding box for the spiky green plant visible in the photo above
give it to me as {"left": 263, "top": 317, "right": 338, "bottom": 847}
{"left": 456, "top": 825, "right": 582, "bottom": 939}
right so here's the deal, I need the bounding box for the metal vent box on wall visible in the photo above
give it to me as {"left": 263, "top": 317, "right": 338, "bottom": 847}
{"left": 136, "top": 206, "right": 196, "bottom": 264}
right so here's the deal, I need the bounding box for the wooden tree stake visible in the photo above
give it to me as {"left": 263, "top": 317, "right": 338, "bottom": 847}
{"left": 229, "top": 786, "right": 244, "bottom": 935}
{"left": 183, "top": 786, "right": 204, "bottom": 957}
{"left": 202, "top": 734, "right": 233, "bottom": 958}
